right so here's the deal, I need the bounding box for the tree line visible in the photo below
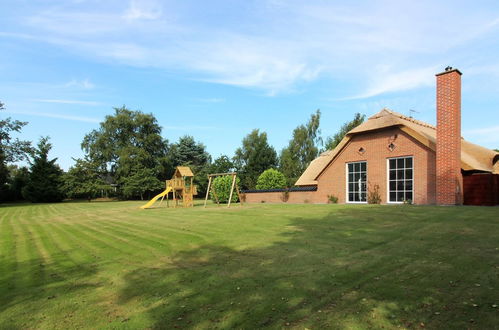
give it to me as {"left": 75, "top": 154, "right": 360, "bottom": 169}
{"left": 0, "top": 101, "right": 365, "bottom": 203}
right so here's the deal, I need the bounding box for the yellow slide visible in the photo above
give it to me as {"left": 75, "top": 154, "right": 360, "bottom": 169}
{"left": 140, "top": 187, "right": 172, "bottom": 209}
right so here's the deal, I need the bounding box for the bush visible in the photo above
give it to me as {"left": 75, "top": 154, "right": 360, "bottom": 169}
{"left": 367, "top": 183, "right": 382, "bottom": 204}
{"left": 328, "top": 195, "right": 338, "bottom": 204}
{"left": 281, "top": 190, "right": 290, "bottom": 202}
{"left": 211, "top": 175, "right": 240, "bottom": 203}
{"left": 255, "top": 169, "right": 287, "bottom": 190}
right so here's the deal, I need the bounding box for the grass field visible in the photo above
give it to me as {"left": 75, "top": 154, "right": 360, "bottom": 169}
{"left": 0, "top": 201, "right": 498, "bottom": 329}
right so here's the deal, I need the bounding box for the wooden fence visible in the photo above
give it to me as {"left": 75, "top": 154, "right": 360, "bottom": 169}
{"left": 463, "top": 173, "right": 499, "bottom": 206}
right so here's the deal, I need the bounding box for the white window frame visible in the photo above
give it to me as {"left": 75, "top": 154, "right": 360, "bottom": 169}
{"left": 386, "top": 156, "right": 414, "bottom": 204}
{"left": 345, "top": 161, "right": 368, "bottom": 204}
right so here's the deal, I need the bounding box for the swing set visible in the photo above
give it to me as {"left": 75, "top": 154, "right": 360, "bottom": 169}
{"left": 204, "top": 172, "right": 243, "bottom": 208}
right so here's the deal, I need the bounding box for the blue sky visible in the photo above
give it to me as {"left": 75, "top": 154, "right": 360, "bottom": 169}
{"left": 1, "top": 0, "right": 499, "bottom": 170}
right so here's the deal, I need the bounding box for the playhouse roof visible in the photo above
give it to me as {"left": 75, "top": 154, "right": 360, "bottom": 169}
{"left": 175, "top": 166, "right": 194, "bottom": 177}
{"left": 295, "top": 108, "right": 499, "bottom": 186}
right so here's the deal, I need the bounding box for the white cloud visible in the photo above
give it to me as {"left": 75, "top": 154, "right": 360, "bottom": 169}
{"left": 123, "top": 0, "right": 162, "bottom": 20}
{"left": 342, "top": 66, "right": 439, "bottom": 100}
{"left": 5, "top": 1, "right": 499, "bottom": 95}
{"left": 189, "top": 37, "right": 323, "bottom": 94}
{"left": 33, "top": 99, "right": 102, "bottom": 106}
{"left": 64, "top": 79, "right": 95, "bottom": 89}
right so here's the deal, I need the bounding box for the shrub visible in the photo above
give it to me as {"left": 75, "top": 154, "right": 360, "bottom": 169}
{"left": 281, "top": 190, "right": 290, "bottom": 202}
{"left": 328, "top": 195, "right": 338, "bottom": 204}
{"left": 367, "top": 183, "right": 382, "bottom": 204}
{"left": 255, "top": 169, "right": 287, "bottom": 190}
{"left": 211, "top": 175, "right": 240, "bottom": 203}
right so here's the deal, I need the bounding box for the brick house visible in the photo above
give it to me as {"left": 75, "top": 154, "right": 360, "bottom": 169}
{"left": 244, "top": 68, "right": 499, "bottom": 205}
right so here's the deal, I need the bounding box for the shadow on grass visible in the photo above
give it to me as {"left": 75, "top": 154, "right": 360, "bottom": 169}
{"left": 0, "top": 253, "right": 99, "bottom": 329}
{"left": 119, "top": 206, "right": 499, "bottom": 329}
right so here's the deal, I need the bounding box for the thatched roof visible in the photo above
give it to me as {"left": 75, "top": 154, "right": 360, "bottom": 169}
{"left": 296, "top": 108, "right": 499, "bottom": 186}
{"left": 174, "top": 166, "right": 194, "bottom": 177}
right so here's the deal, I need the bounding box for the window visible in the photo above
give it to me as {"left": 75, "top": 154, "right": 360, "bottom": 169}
{"left": 388, "top": 156, "right": 413, "bottom": 203}
{"left": 347, "top": 161, "right": 367, "bottom": 203}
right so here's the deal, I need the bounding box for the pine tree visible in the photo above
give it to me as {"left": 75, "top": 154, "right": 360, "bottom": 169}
{"left": 22, "top": 137, "right": 64, "bottom": 203}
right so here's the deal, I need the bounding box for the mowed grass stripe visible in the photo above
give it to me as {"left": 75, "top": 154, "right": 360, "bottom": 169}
{"left": 44, "top": 205, "right": 140, "bottom": 260}
{"left": 83, "top": 219, "right": 170, "bottom": 257}
{"left": 17, "top": 214, "right": 54, "bottom": 294}
{"left": 10, "top": 206, "right": 47, "bottom": 293}
{"left": 45, "top": 220, "right": 111, "bottom": 264}
{"left": 19, "top": 209, "right": 53, "bottom": 264}
{"left": 30, "top": 216, "right": 94, "bottom": 278}
{"left": 75, "top": 220, "right": 161, "bottom": 258}
{"left": 104, "top": 215, "right": 215, "bottom": 248}
{"left": 0, "top": 210, "right": 17, "bottom": 300}
{"left": 103, "top": 219, "right": 175, "bottom": 252}
{"left": 58, "top": 221, "right": 136, "bottom": 257}
{"left": 142, "top": 207, "right": 287, "bottom": 242}
{"left": 135, "top": 208, "right": 289, "bottom": 250}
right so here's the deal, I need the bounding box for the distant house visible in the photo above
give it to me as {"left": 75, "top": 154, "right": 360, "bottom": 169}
{"left": 245, "top": 68, "right": 499, "bottom": 205}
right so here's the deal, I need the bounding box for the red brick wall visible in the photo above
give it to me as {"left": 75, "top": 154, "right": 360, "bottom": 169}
{"left": 315, "top": 128, "right": 436, "bottom": 205}
{"left": 436, "top": 69, "right": 463, "bottom": 205}
{"left": 244, "top": 191, "right": 318, "bottom": 204}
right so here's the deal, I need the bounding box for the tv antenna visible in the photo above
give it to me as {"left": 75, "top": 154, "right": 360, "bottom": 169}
{"left": 408, "top": 109, "right": 419, "bottom": 118}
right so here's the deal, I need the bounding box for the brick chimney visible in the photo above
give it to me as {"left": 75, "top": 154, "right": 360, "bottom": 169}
{"left": 435, "top": 67, "right": 463, "bottom": 205}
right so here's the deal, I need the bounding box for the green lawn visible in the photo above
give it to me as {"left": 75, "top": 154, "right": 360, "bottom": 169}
{"left": 0, "top": 201, "right": 498, "bottom": 329}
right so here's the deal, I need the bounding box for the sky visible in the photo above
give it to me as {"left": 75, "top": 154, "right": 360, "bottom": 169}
{"left": 1, "top": 0, "right": 499, "bottom": 170}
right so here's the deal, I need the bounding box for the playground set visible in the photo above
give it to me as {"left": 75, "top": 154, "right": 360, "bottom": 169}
{"left": 140, "top": 166, "right": 242, "bottom": 209}
{"left": 140, "top": 166, "right": 197, "bottom": 209}
{"left": 204, "top": 172, "right": 242, "bottom": 208}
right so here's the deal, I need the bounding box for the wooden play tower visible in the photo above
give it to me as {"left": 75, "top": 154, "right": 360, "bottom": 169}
{"left": 140, "top": 166, "right": 197, "bottom": 209}
{"left": 168, "top": 166, "right": 197, "bottom": 207}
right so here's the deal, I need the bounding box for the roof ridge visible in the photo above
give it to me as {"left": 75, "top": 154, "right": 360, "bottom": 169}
{"left": 381, "top": 108, "right": 436, "bottom": 130}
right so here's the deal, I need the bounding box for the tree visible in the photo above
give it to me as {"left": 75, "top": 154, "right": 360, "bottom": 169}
{"left": 280, "top": 110, "right": 322, "bottom": 186}
{"left": 324, "top": 113, "right": 365, "bottom": 150}
{"left": 0, "top": 150, "right": 8, "bottom": 200}
{"left": 0, "top": 101, "right": 32, "bottom": 162}
{"left": 256, "top": 169, "right": 287, "bottom": 190}
{"left": 168, "top": 135, "right": 211, "bottom": 196}
{"left": 64, "top": 158, "right": 108, "bottom": 200}
{"left": 169, "top": 136, "right": 210, "bottom": 169}
{"left": 81, "top": 106, "right": 169, "bottom": 197}
{"left": 0, "top": 165, "right": 29, "bottom": 202}
{"left": 121, "top": 166, "right": 163, "bottom": 200}
{"left": 0, "top": 101, "right": 32, "bottom": 200}
{"left": 233, "top": 129, "right": 278, "bottom": 189}
{"left": 209, "top": 155, "right": 234, "bottom": 174}
{"left": 22, "top": 137, "right": 64, "bottom": 203}
{"left": 6, "top": 166, "right": 29, "bottom": 201}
